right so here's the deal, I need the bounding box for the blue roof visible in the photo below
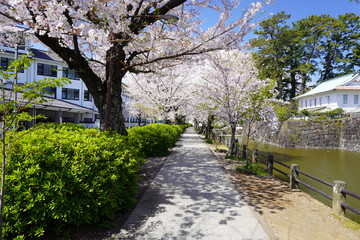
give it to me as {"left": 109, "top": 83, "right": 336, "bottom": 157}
{"left": 295, "top": 73, "right": 360, "bottom": 99}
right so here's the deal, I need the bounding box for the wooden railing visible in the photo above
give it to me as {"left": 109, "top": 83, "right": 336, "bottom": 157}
{"left": 238, "top": 143, "right": 360, "bottom": 217}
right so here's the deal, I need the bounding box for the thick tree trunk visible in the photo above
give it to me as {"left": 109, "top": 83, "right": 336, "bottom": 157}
{"left": 35, "top": 33, "right": 128, "bottom": 135}
{"left": 98, "top": 59, "right": 127, "bottom": 134}
{"left": 205, "top": 115, "right": 214, "bottom": 140}
{"left": 138, "top": 114, "right": 142, "bottom": 126}
{"left": 229, "top": 124, "right": 236, "bottom": 157}
{"left": 193, "top": 119, "right": 199, "bottom": 131}
{"left": 96, "top": 83, "right": 127, "bottom": 134}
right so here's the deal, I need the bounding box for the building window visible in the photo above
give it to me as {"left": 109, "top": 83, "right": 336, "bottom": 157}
{"left": 355, "top": 95, "right": 359, "bottom": 105}
{"left": 314, "top": 98, "right": 317, "bottom": 106}
{"left": 62, "top": 88, "right": 79, "bottom": 100}
{"left": 305, "top": 100, "right": 307, "bottom": 107}
{"left": 300, "top": 101, "right": 303, "bottom": 108}
{"left": 1, "top": 57, "right": 24, "bottom": 73}
{"left": 37, "top": 63, "right": 57, "bottom": 77}
{"left": 343, "top": 94, "right": 348, "bottom": 104}
{"left": 46, "top": 86, "right": 56, "bottom": 98}
{"left": 327, "top": 96, "right": 330, "bottom": 104}
{"left": 84, "top": 90, "right": 92, "bottom": 101}
{"left": 63, "top": 117, "right": 74, "bottom": 123}
{"left": 320, "top": 97, "right": 322, "bottom": 106}
{"left": 62, "top": 67, "right": 80, "bottom": 80}
{"left": 310, "top": 99, "right": 312, "bottom": 107}
{"left": 82, "top": 118, "right": 93, "bottom": 123}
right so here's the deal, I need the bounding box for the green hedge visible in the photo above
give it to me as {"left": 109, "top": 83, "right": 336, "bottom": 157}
{"left": 2, "top": 123, "right": 186, "bottom": 238}
{"left": 3, "top": 123, "right": 144, "bottom": 238}
{"left": 128, "top": 124, "right": 186, "bottom": 157}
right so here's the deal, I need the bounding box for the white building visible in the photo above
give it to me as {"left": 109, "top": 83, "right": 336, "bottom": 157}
{"left": 295, "top": 73, "right": 360, "bottom": 117}
{"left": 0, "top": 45, "right": 99, "bottom": 128}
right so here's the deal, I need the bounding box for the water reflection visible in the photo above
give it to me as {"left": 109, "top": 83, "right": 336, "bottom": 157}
{"left": 238, "top": 138, "right": 360, "bottom": 222}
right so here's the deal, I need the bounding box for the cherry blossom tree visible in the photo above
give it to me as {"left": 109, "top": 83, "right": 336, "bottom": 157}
{"left": 125, "top": 99, "right": 150, "bottom": 126}
{"left": 197, "top": 50, "right": 278, "bottom": 156}
{"left": 126, "top": 65, "right": 192, "bottom": 123}
{"left": 0, "top": 0, "right": 268, "bottom": 134}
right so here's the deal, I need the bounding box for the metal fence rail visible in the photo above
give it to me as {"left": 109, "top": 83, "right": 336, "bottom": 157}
{"left": 342, "top": 189, "right": 360, "bottom": 201}
{"left": 297, "top": 169, "right": 334, "bottom": 188}
{"left": 216, "top": 136, "right": 360, "bottom": 219}
{"left": 342, "top": 203, "right": 360, "bottom": 216}
{"left": 273, "top": 166, "right": 290, "bottom": 178}
{"left": 296, "top": 178, "right": 333, "bottom": 200}
{"left": 273, "top": 159, "right": 290, "bottom": 168}
{"left": 237, "top": 142, "right": 360, "bottom": 218}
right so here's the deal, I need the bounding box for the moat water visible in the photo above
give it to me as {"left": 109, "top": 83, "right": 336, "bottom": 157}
{"left": 238, "top": 139, "right": 360, "bottom": 223}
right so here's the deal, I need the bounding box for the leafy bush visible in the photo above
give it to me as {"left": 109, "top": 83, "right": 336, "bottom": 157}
{"left": 3, "top": 123, "right": 144, "bottom": 238}
{"left": 325, "top": 108, "right": 344, "bottom": 118}
{"left": 128, "top": 124, "right": 186, "bottom": 157}
{"left": 236, "top": 163, "right": 267, "bottom": 176}
{"left": 225, "top": 155, "right": 245, "bottom": 161}
{"left": 205, "top": 139, "right": 214, "bottom": 144}
{"left": 300, "top": 108, "right": 311, "bottom": 117}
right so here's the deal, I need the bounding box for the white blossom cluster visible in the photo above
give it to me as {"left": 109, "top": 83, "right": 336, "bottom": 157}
{"left": 0, "top": 0, "right": 266, "bottom": 78}
{"left": 125, "top": 63, "right": 194, "bottom": 121}
{"left": 193, "top": 50, "right": 279, "bottom": 142}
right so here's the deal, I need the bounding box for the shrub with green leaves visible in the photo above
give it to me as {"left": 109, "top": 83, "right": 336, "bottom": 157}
{"left": 236, "top": 162, "right": 267, "bottom": 177}
{"left": 325, "top": 107, "right": 344, "bottom": 118}
{"left": 300, "top": 108, "right": 311, "bottom": 117}
{"left": 3, "top": 123, "right": 144, "bottom": 238}
{"left": 128, "top": 124, "right": 186, "bottom": 157}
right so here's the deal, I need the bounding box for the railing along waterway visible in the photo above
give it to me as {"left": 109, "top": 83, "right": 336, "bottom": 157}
{"left": 240, "top": 144, "right": 360, "bottom": 218}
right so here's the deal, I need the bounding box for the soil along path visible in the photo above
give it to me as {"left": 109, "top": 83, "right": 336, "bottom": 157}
{"left": 209, "top": 144, "right": 360, "bottom": 240}
{"left": 115, "top": 128, "right": 270, "bottom": 239}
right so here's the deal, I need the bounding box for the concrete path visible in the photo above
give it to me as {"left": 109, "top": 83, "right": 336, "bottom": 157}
{"left": 116, "top": 128, "right": 269, "bottom": 240}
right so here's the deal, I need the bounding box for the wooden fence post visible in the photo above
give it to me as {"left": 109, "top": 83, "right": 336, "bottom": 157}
{"left": 242, "top": 145, "right": 248, "bottom": 164}
{"left": 290, "top": 164, "right": 299, "bottom": 189}
{"left": 252, "top": 149, "right": 258, "bottom": 164}
{"left": 332, "top": 181, "right": 346, "bottom": 216}
{"left": 267, "top": 155, "right": 274, "bottom": 175}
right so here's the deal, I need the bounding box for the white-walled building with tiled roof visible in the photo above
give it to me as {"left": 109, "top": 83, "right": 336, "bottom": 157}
{"left": 295, "top": 73, "right": 360, "bottom": 116}
{"left": 0, "top": 45, "right": 100, "bottom": 128}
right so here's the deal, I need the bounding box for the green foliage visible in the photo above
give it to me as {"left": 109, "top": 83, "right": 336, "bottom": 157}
{"left": 252, "top": 11, "right": 360, "bottom": 99}
{"left": 2, "top": 124, "right": 144, "bottom": 238}
{"left": 313, "top": 115, "right": 328, "bottom": 121}
{"left": 0, "top": 55, "right": 70, "bottom": 129}
{"left": 128, "top": 124, "right": 186, "bottom": 157}
{"left": 274, "top": 104, "right": 298, "bottom": 122}
{"left": 0, "top": 56, "right": 70, "bottom": 238}
{"left": 325, "top": 108, "right": 345, "bottom": 118}
{"left": 205, "top": 139, "right": 214, "bottom": 144}
{"left": 225, "top": 155, "right": 245, "bottom": 161}
{"left": 300, "top": 108, "right": 311, "bottom": 117}
{"left": 236, "top": 163, "right": 267, "bottom": 177}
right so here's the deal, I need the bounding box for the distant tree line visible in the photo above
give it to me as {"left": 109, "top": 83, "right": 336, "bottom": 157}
{"left": 251, "top": 12, "right": 360, "bottom": 100}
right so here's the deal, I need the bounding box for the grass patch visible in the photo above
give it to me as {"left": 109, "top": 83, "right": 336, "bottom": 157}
{"left": 225, "top": 155, "right": 245, "bottom": 161}
{"left": 205, "top": 139, "right": 214, "bottom": 144}
{"left": 330, "top": 214, "right": 360, "bottom": 230}
{"left": 236, "top": 163, "right": 268, "bottom": 177}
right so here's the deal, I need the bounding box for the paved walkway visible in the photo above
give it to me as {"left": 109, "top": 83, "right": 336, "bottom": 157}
{"left": 116, "top": 128, "right": 269, "bottom": 240}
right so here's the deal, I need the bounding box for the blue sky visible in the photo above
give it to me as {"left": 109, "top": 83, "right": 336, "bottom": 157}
{"left": 262, "top": 0, "right": 360, "bottom": 22}
{"left": 199, "top": 0, "right": 360, "bottom": 84}
{"left": 201, "top": 0, "right": 360, "bottom": 36}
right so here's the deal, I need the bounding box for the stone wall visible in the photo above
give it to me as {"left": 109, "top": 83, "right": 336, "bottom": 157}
{"left": 340, "top": 118, "right": 360, "bottom": 152}
{"left": 274, "top": 118, "right": 360, "bottom": 152}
